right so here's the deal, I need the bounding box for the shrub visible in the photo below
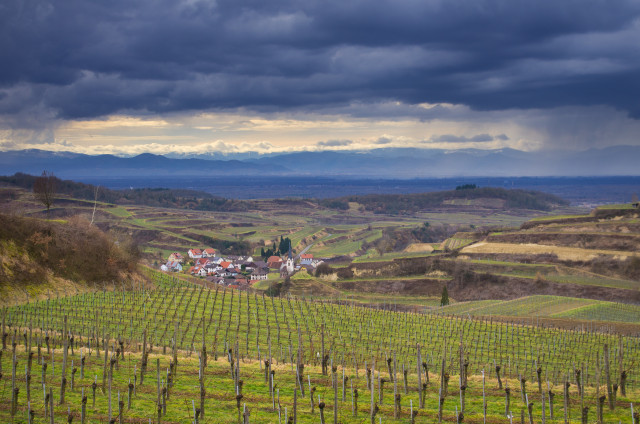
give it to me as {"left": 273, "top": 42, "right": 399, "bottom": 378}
{"left": 315, "top": 263, "right": 334, "bottom": 277}
{"left": 0, "top": 213, "right": 139, "bottom": 284}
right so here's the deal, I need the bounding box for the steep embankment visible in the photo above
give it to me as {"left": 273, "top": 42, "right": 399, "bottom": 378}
{"left": 0, "top": 213, "right": 148, "bottom": 305}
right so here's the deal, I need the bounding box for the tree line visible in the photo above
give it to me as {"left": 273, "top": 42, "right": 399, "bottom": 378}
{"left": 324, "top": 187, "right": 569, "bottom": 214}
{"left": 261, "top": 235, "right": 293, "bottom": 259}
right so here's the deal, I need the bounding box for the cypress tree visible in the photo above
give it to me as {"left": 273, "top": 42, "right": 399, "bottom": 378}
{"left": 440, "top": 286, "right": 450, "bottom": 306}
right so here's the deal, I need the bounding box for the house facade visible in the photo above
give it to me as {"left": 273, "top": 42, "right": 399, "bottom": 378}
{"left": 168, "top": 252, "right": 184, "bottom": 263}
{"left": 188, "top": 249, "right": 203, "bottom": 259}
{"left": 250, "top": 268, "right": 269, "bottom": 280}
{"left": 202, "top": 248, "right": 216, "bottom": 257}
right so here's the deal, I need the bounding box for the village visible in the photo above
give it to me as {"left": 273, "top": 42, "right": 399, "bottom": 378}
{"left": 160, "top": 244, "right": 323, "bottom": 289}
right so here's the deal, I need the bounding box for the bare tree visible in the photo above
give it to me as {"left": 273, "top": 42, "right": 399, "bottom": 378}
{"left": 90, "top": 185, "right": 100, "bottom": 225}
{"left": 33, "top": 171, "right": 57, "bottom": 217}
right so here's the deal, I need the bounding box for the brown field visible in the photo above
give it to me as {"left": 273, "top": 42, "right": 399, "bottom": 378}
{"left": 403, "top": 242, "right": 435, "bottom": 252}
{"left": 461, "top": 241, "right": 635, "bottom": 260}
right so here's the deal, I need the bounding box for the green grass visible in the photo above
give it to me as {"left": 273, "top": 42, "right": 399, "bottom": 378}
{"left": 546, "top": 274, "right": 640, "bottom": 291}
{"left": 597, "top": 203, "right": 635, "bottom": 210}
{"left": 2, "top": 345, "right": 636, "bottom": 424}
{"left": 467, "top": 259, "right": 555, "bottom": 268}
{"left": 107, "top": 206, "right": 133, "bottom": 218}
{"left": 529, "top": 214, "right": 590, "bottom": 221}
{"left": 335, "top": 275, "right": 450, "bottom": 283}
{"left": 434, "top": 295, "right": 640, "bottom": 325}
{"left": 310, "top": 239, "right": 363, "bottom": 257}
{"left": 352, "top": 251, "right": 437, "bottom": 263}
{"left": 435, "top": 299, "right": 504, "bottom": 314}
{"left": 291, "top": 271, "right": 314, "bottom": 280}
{"left": 325, "top": 292, "right": 443, "bottom": 308}
{"left": 555, "top": 302, "right": 640, "bottom": 324}
{"left": 442, "top": 237, "right": 473, "bottom": 250}
{"left": 3, "top": 274, "right": 640, "bottom": 423}
{"left": 251, "top": 279, "right": 272, "bottom": 290}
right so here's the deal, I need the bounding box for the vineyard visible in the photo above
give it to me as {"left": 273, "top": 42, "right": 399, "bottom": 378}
{"left": 1, "top": 270, "right": 638, "bottom": 423}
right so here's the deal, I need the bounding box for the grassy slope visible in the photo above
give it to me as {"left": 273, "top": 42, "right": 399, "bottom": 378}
{"left": 437, "top": 295, "right": 640, "bottom": 323}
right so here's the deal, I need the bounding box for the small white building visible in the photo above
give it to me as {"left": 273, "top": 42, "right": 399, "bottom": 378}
{"left": 162, "top": 261, "right": 183, "bottom": 272}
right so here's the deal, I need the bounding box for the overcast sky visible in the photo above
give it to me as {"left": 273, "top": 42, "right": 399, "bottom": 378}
{"left": 1, "top": 0, "right": 640, "bottom": 156}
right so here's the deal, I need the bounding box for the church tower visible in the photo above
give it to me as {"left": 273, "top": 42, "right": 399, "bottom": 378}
{"left": 280, "top": 241, "right": 295, "bottom": 277}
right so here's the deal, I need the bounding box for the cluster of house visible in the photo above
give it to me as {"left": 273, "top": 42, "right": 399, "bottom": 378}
{"left": 160, "top": 246, "right": 323, "bottom": 289}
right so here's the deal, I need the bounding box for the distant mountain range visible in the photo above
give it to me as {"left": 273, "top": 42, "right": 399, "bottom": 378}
{"left": 1, "top": 146, "right": 639, "bottom": 178}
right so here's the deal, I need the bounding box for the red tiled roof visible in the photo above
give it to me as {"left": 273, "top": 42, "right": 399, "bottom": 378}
{"left": 301, "top": 254, "right": 313, "bottom": 259}
{"left": 267, "top": 256, "right": 282, "bottom": 262}
{"left": 204, "top": 248, "right": 216, "bottom": 254}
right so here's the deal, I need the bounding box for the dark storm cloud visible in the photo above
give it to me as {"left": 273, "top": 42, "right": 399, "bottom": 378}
{"left": 428, "top": 134, "right": 504, "bottom": 143}
{"left": 2, "top": 0, "right": 640, "bottom": 123}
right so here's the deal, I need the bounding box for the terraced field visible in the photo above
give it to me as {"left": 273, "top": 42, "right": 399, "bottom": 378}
{"left": 461, "top": 241, "right": 635, "bottom": 261}
{"left": 436, "top": 295, "right": 640, "bottom": 324}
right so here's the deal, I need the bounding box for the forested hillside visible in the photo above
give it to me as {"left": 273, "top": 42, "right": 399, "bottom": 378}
{"left": 322, "top": 187, "right": 569, "bottom": 214}
{"left": 0, "top": 173, "right": 251, "bottom": 211}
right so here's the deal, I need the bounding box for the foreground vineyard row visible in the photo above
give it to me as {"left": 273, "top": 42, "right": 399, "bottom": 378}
{"left": 0, "top": 271, "right": 638, "bottom": 422}
{"left": 0, "top": 343, "right": 638, "bottom": 423}
{"left": 5, "top": 271, "right": 639, "bottom": 390}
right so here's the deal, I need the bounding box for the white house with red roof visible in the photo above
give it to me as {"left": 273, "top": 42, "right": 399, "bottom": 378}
{"left": 202, "top": 248, "right": 216, "bottom": 257}
{"left": 300, "top": 253, "right": 313, "bottom": 265}
{"left": 194, "top": 257, "right": 210, "bottom": 268}
{"left": 188, "top": 248, "right": 203, "bottom": 259}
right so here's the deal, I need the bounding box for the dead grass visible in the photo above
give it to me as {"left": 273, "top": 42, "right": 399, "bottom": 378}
{"left": 461, "top": 242, "right": 634, "bottom": 261}
{"left": 403, "top": 242, "right": 434, "bottom": 253}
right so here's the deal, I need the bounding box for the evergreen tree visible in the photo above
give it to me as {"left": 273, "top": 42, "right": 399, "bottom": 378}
{"left": 440, "top": 286, "right": 450, "bottom": 306}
